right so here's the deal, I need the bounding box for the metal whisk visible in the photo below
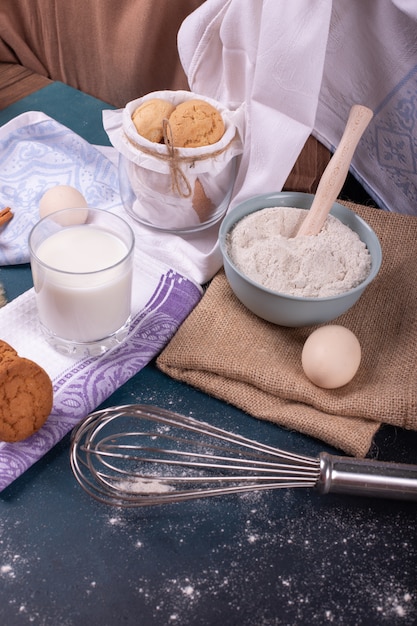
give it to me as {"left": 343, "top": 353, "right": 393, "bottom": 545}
{"left": 70, "top": 404, "right": 417, "bottom": 507}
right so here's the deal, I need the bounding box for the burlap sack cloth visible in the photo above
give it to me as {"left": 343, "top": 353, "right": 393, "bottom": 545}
{"left": 157, "top": 202, "right": 417, "bottom": 457}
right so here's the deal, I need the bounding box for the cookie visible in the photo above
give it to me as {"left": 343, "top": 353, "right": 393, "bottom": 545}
{"left": 0, "top": 339, "right": 18, "bottom": 364}
{"left": 168, "top": 99, "right": 225, "bottom": 148}
{"left": 0, "top": 357, "right": 53, "bottom": 443}
{"left": 132, "top": 98, "right": 176, "bottom": 143}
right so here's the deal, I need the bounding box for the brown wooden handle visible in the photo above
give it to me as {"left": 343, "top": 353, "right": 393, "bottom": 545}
{"left": 297, "top": 105, "right": 373, "bottom": 237}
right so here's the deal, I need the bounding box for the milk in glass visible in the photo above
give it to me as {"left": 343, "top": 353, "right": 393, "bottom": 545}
{"left": 33, "top": 225, "right": 132, "bottom": 343}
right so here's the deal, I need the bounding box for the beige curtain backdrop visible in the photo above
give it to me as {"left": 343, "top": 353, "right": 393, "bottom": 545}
{"left": 0, "top": 0, "right": 204, "bottom": 107}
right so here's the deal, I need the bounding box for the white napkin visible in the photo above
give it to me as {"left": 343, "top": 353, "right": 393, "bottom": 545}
{"left": 314, "top": 0, "right": 417, "bottom": 215}
{"left": 0, "top": 113, "right": 203, "bottom": 491}
{"left": 179, "top": 0, "right": 417, "bottom": 216}
{"left": 0, "top": 111, "right": 222, "bottom": 283}
{"left": 138, "top": 0, "right": 417, "bottom": 281}
{"left": 178, "top": 0, "right": 333, "bottom": 209}
{"left": 0, "top": 112, "right": 122, "bottom": 265}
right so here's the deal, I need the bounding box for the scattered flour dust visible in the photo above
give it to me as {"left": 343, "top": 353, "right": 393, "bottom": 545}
{"left": 114, "top": 478, "right": 175, "bottom": 494}
{"left": 127, "top": 488, "right": 416, "bottom": 626}
{"left": 227, "top": 207, "right": 372, "bottom": 297}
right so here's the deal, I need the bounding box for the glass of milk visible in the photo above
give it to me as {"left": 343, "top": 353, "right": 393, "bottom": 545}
{"left": 29, "top": 208, "right": 135, "bottom": 357}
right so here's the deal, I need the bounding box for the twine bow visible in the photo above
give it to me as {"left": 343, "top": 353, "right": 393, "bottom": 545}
{"left": 125, "top": 119, "right": 237, "bottom": 199}
{"left": 162, "top": 119, "right": 192, "bottom": 198}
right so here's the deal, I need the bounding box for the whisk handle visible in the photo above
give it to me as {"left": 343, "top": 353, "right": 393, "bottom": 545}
{"left": 318, "top": 452, "right": 417, "bottom": 501}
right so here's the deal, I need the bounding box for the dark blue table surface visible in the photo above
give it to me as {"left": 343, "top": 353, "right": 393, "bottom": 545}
{"left": 0, "top": 83, "right": 416, "bottom": 626}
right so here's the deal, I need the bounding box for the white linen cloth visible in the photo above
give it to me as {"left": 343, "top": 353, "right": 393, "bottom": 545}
{"left": 314, "top": 0, "right": 417, "bottom": 214}
{"left": 0, "top": 111, "right": 218, "bottom": 283}
{"left": 178, "top": 0, "right": 333, "bottom": 208}
{"left": 0, "top": 112, "right": 122, "bottom": 266}
{"left": 178, "top": 0, "right": 417, "bottom": 215}
{"left": 0, "top": 113, "right": 202, "bottom": 491}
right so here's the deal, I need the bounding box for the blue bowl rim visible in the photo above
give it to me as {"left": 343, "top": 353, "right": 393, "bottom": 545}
{"left": 219, "top": 191, "right": 383, "bottom": 303}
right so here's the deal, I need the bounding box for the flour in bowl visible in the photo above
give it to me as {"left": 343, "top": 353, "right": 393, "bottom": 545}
{"left": 226, "top": 207, "right": 372, "bottom": 297}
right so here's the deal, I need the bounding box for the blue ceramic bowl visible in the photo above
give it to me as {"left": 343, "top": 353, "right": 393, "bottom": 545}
{"left": 219, "top": 191, "right": 382, "bottom": 327}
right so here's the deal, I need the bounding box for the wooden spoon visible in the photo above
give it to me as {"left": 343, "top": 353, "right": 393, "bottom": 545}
{"left": 296, "top": 104, "right": 373, "bottom": 237}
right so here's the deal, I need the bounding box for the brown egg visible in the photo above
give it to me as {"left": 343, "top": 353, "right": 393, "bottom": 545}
{"left": 301, "top": 325, "right": 361, "bottom": 389}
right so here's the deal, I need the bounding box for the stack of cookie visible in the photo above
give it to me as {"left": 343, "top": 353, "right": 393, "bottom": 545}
{"left": 0, "top": 340, "right": 53, "bottom": 442}
{"left": 132, "top": 98, "right": 225, "bottom": 148}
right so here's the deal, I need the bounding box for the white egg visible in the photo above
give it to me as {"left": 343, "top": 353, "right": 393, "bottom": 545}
{"left": 39, "top": 185, "right": 89, "bottom": 225}
{"left": 301, "top": 325, "right": 361, "bottom": 389}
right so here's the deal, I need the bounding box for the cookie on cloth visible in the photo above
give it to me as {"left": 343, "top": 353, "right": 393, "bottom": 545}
{"left": 168, "top": 99, "right": 225, "bottom": 148}
{"left": 0, "top": 350, "right": 53, "bottom": 443}
{"left": 0, "top": 339, "right": 18, "bottom": 363}
{"left": 132, "top": 98, "right": 176, "bottom": 143}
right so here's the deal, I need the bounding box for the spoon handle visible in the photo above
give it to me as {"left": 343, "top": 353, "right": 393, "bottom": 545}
{"left": 297, "top": 104, "right": 373, "bottom": 237}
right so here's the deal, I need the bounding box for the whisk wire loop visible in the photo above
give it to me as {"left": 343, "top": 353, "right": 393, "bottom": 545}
{"left": 70, "top": 404, "right": 417, "bottom": 507}
{"left": 70, "top": 404, "right": 320, "bottom": 506}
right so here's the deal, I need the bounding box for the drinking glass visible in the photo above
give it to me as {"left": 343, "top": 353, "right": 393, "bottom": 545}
{"left": 29, "top": 208, "right": 134, "bottom": 357}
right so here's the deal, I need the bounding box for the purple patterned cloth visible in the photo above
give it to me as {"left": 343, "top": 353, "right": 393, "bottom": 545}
{"left": 0, "top": 270, "right": 201, "bottom": 491}
{"left": 0, "top": 111, "right": 204, "bottom": 491}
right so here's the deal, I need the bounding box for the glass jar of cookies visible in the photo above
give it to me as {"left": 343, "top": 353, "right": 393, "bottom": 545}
{"left": 104, "top": 90, "right": 244, "bottom": 233}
